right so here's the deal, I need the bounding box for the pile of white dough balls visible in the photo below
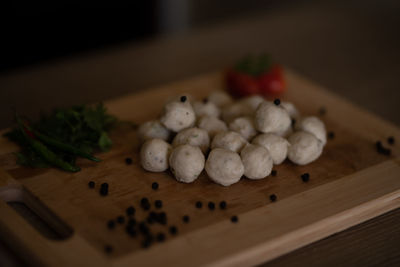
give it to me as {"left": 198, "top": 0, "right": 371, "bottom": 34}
{"left": 138, "top": 91, "right": 327, "bottom": 186}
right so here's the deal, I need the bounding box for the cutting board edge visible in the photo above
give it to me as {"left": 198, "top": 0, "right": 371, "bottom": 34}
{"left": 112, "top": 158, "right": 400, "bottom": 267}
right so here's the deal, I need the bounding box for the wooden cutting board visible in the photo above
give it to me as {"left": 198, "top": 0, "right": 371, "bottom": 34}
{"left": 0, "top": 70, "right": 399, "bottom": 267}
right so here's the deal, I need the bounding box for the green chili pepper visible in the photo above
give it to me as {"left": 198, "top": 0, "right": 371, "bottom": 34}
{"left": 19, "top": 117, "right": 100, "bottom": 162}
{"left": 32, "top": 130, "right": 100, "bottom": 162}
{"left": 16, "top": 115, "right": 81, "bottom": 172}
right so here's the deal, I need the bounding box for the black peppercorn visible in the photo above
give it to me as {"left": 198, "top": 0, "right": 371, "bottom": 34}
{"left": 301, "top": 173, "right": 310, "bottom": 182}
{"left": 126, "top": 206, "right": 135, "bottom": 216}
{"left": 125, "top": 157, "right": 132, "bottom": 165}
{"left": 231, "top": 215, "right": 238, "bottom": 223}
{"left": 328, "top": 131, "right": 335, "bottom": 140}
{"left": 319, "top": 107, "right": 326, "bottom": 115}
{"left": 117, "top": 216, "right": 125, "bottom": 224}
{"left": 291, "top": 118, "right": 296, "bottom": 127}
{"left": 141, "top": 239, "right": 151, "bottom": 249}
{"left": 273, "top": 98, "right": 281, "bottom": 106}
{"left": 182, "top": 215, "right": 190, "bottom": 223}
{"left": 155, "top": 200, "right": 162, "bottom": 209}
{"left": 100, "top": 183, "right": 109, "bottom": 196}
{"left": 104, "top": 245, "right": 113, "bottom": 253}
{"left": 127, "top": 218, "right": 136, "bottom": 226}
{"left": 138, "top": 222, "right": 150, "bottom": 235}
{"left": 141, "top": 198, "right": 151, "bottom": 210}
{"left": 388, "top": 136, "right": 395, "bottom": 145}
{"left": 208, "top": 202, "right": 215, "bottom": 210}
{"left": 152, "top": 182, "right": 159, "bottom": 190}
{"left": 169, "top": 226, "right": 178, "bottom": 235}
{"left": 156, "top": 233, "right": 166, "bottom": 242}
{"left": 271, "top": 170, "right": 277, "bottom": 176}
{"left": 270, "top": 194, "right": 277, "bottom": 202}
{"left": 158, "top": 212, "right": 167, "bottom": 225}
{"left": 180, "top": 96, "right": 187, "bottom": 102}
{"left": 126, "top": 225, "right": 137, "bottom": 237}
{"left": 88, "top": 181, "right": 95, "bottom": 188}
{"left": 107, "top": 220, "right": 115, "bottom": 229}
{"left": 219, "top": 201, "right": 227, "bottom": 210}
{"left": 195, "top": 201, "right": 202, "bottom": 209}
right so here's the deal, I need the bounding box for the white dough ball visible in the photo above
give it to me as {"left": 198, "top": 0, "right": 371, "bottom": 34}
{"left": 207, "top": 90, "right": 233, "bottom": 108}
{"left": 169, "top": 145, "right": 205, "bottom": 183}
{"left": 281, "top": 101, "right": 300, "bottom": 119}
{"left": 295, "top": 116, "right": 327, "bottom": 145}
{"left": 197, "top": 116, "right": 228, "bottom": 138}
{"left": 255, "top": 101, "right": 291, "bottom": 136}
{"left": 287, "top": 131, "right": 323, "bottom": 165}
{"left": 140, "top": 139, "right": 171, "bottom": 172}
{"left": 229, "top": 116, "right": 258, "bottom": 141}
{"left": 192, "top": 101, "right": 220, "bottom": 118}
{"left": 160, "top": 99, "right": 196, "bottom": 132}
{"left": 172, "top": 127, "right": 210, "bottom": 154}
{"left": 239, "top": 95, "right": 265, "bottom": 112}
{"left": 252, "top": 133, "right": 289, "bottom": 164}
{"left": 138, "top": 120, "right": 171, "bottom": 143}
{"left": 205, "top": 148, "right": 244, "bottom": 186}
{"left": 240, "top": 144, "right": 273, "bottom": 179}
{"left": 211, "top": 131, "right": 248, "bottom": 153}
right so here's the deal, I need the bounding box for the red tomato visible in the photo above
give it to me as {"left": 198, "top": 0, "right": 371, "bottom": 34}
{"left": 226, "top": 64, "right": 286, "bottom": 98}
{"left": 258, "top": 65, "right": 286, "bottom": 96}
{"left": 226, "top": 70, "right": 259, "bottom": 97}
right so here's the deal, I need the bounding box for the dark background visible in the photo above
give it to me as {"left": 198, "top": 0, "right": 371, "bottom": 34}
{"left": 0, "top": 0, "right": 304, "bottom": 73}
{"left": 0, "top": 0, "right": 399, "bottom": 128}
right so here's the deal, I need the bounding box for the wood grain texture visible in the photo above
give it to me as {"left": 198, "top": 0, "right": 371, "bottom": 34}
{"left": 0, "top": 70, "right": 399, "bottom": 266}
{"left": 262, "top": 207, "right": 400, "bottom": 267}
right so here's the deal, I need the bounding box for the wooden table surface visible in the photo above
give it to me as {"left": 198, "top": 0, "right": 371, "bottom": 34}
{"left": 0, "top": 1, "right": 399, "bottom": 266}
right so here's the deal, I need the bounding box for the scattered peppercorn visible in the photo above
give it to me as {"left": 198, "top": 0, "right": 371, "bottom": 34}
{"left": 156, "top": 233, "right": 166, "bottom": 242}
{"left": 138, "top": 222, "right": 150, "bottom": 235}
{"left": 169, "top": 226, "right": 178, "bottom": 235}
{"left": 271, "top": 170, "right": 277, "bottom": 176}
{"left": 141, "top": 198, "right": 151, "bottom": 210}
{"left": 376, "top": 141, "right": 391, "bottom": 156}
{"left": 319, "top": 107, "right": 326, "bottom": 115}
{"left": 291, "top": 118, "right": 296, "bottom": 127}
{"left": 152, "top": 182, "right": 159, "bottom": 190}
{"left": 195, "top": 201, "right": 202, "bottom": 209}
{"left": 183, "top": 215, "right": 190, "bottom": 223}
{"left": 219, "top": 201, "right": 227, "bottom": 210}
{"left": 104, "top": 245, "right": 113, "bottom": 253}
{"left": 117, "top": 216, "right": 125, "bottom": 224}
{"left": 202, "top": 98, "right": 208, "bottom": 103}
{"left": 127, "top": 218, "right": 136, "bottom": 226}
{"left": 328, "top": 131, "right": 335, "bottom": 140}
{"left": 155, "top": 200, "right": 163, "bottom": 209}
{"left": 269, "top": 194, "right": 277, "bottom": 202}
{"left": 126, "top": 206, "right": 135, "bottom": 216}
{"left": 388, "top": 136, "right": 395, "bottom": 145}
{"left": 107, "top": 220, "right": 115, "bottom": 229}
{"left": 100, "top": 183, "right": 109, "bottom": 196}
{"left": 141, "top": 239, "right": 151, "bottom": 249}
{"left": 208, "top": 202, "right": 215, "bottom": 210}
{"left": 301, "top": 173, "right": 310, "bottom": 182}
{"left": 147, "top": 216, "right": 154, "bottom": 224}
{"left": 273, "top": 98, "right": 281, "bottom": 106}
{"left": 158, "top": 212, "right": 167, "bottom": 225}
{"left": 180, "top": 96, "right": 187, "bottom": 102}
{"left": 125, "top": 157, "right": 133, "bottom": 165}
{"left": 231, "top": 215, "right": 238, "bottom": 223}
{"left": 88, "top": 181, "right": 95, "bottom": 188}
{"left": 125, "top": 225, "right": 137, "bottom": 237}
